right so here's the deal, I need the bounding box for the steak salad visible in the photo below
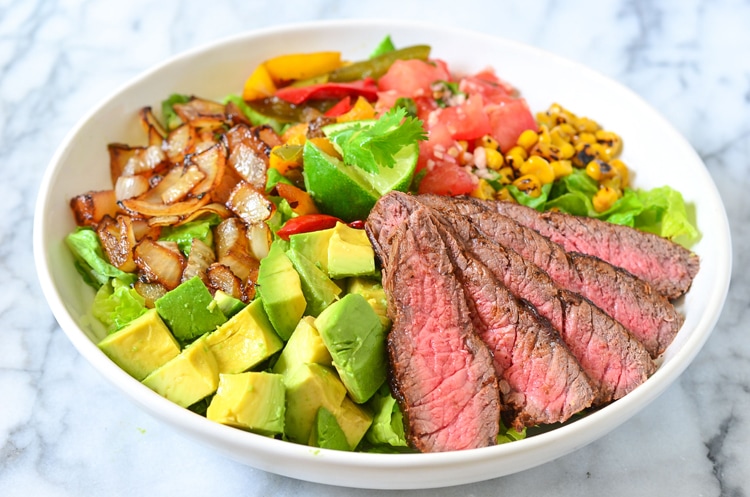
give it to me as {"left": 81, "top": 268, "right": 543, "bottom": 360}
{"left": 65, "top": 35, "right": 700, "bottom": 454}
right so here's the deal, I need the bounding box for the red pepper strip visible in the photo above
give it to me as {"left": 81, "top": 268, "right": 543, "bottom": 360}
{"left": 347, "top": 220, "right": 365, "bottom": 229}
{"left": 275, "top": 78, "right": 379, "bottom": 105}
{"left": 324, "top": 96, "right": 353, "bottom": 117}
{"left": 276, "top": 214, "right": 342, "bottom": 241}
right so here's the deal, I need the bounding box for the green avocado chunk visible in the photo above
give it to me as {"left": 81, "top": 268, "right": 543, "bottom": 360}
{"left": 346, "top": 277, "right": 391, "bottom": 330}
{"left": 256, "top": 240, "right": 306, "bottom": 341}
{"left": 315, "top": 293, "right": 387, "bottom": 404}
{"left": 286, "top": 249, "right": 342, "bottom": 317}
{"left": 97, "top": 308, "right": 180, "bottom": 381}
{"left": 327, "top": 222, "right": 376, "bottom": 279}
{"left": 283, "top": 363, "right": 372, "bottom": 449}
{"left": 142, "top": 335, "right": 219, "bottom": 408}
{"left": 288, "top": 227, "right": 334, "bottom": 273}
{"left": 155, "top": 276, "right": 227, "bottom": 342}
{"left": 204, "top": 299, "right": 283, "bottom": 374}
{"left": 207, "top": 372, "right": 285, "bottom": 437}
{"left": 272, "top": 316, "right": 332, "bottom": 378}
{"left": 213, "top": 290, "right": 246, "bottom": 318}
{"left": 309, "top": 407, "right": 350, "bottom": 451}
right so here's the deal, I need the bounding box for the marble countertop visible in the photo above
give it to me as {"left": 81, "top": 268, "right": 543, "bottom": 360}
{"left": 3, "top": 0, "right": 748, "bottom": 495}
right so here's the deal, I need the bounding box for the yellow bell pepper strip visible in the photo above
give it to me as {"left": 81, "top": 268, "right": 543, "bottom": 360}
{"left": 327, "top": 45, "right": 431, "bottom": 82}
{"left": 323, "top": 97, "right": 353, "bottom": 117}
{"left": 242, "top": 63, "right": 277, "bottom": 101}
{"left": 336, "top": 96, "right": 376, "bottom": 123}
{"left": 274, "top": 78, "right": 379, "bottom": 105}
{"left": 269, "top": 144, "right": 303, "bottom": 174}
{"left": 264, "top": 51, "right": 342, "bottom": 81}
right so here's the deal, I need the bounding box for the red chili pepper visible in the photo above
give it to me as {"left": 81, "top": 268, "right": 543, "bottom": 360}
{"left": 324, "top": 96, "right": 353, "bottom": 117}
{"left": 275, "top": 78, "right": 379, "bottom": 105}
{"left": 275, "top": 214, "right": 342, "bottom": 241}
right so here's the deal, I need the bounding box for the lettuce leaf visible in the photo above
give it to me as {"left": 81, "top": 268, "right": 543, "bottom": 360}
{"left": 92, "top": 278, "right": 147, "bottom": 333}
{"left": 159, "top": 214, "right": 222, "bottom": 255}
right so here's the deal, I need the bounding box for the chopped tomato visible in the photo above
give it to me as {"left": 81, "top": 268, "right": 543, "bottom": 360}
{"left": 377, "top": 58, "right": 451, "bottom": 98}
{"left": 417, "top": 163, "right": 476, "bottom": 196}
{"left": 486, "top": 98, "right": 537, "bottom": 152}
{"left": 437, "top": 93, "right": 491, "bottom": 141}
{"left": 459, "top": 69, "right": 516, "bottom": 103}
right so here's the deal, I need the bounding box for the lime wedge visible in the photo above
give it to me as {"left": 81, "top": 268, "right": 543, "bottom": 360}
{"left": 302, "top": 121, "right": 418, "bottom": 222}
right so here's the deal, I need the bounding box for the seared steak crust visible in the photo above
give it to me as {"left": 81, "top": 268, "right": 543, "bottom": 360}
{"left": 378, "top": 210, "right": 500, "bottom": 452}
{"left": 487, "top": 200, "right": 700, "bottom": 299}
{"left": 416, "top": 194, "right": 683, "bottom": 358}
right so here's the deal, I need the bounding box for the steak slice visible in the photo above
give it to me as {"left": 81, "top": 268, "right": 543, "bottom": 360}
{"left": 379, "top": 209, "right": 500, "bottom": 452}
{"left": 416, "top": 194, "right": 683, "bottom": 358}
{"left": 433, "top": 216, "right": 596, "bottom": 429}
{"left": 371, "top": 192, "right": 656, "bottom": 405}
{"left": 486, "top": 200, "right": 700, "bottom": 300}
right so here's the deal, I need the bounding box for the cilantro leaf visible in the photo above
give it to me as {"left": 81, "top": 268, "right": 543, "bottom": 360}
{"left": 328, "top": 107, "right": 426, "bottom": 174}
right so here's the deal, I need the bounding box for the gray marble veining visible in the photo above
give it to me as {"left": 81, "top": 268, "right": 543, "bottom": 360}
{"left": 2, "top": 0, "right": 748, "bottom": 495}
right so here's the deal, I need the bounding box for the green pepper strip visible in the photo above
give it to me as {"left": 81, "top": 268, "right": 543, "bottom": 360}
{"left": 327, "top": 45, "right": 431, "bottom": 82}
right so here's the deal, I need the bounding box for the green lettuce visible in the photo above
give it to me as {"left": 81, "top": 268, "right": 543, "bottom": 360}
{"left": 159, "top": 214, "right": 222, "bottom": 255}
{"left": 92, "top": 278, "right": 147, "bottom": 333}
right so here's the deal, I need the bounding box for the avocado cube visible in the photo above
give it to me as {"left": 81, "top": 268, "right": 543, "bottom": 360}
{"left": 142, "top": 335, "right": 219, "bottom": 408}
{"left": 326, "top": 222, "right": 376, "bottom": 279}
{"left": 286, "top": 249, "right": 342, "bottom": 317}
{"left": 213, "top": 290, "right": 246, "bottom": 318}
{"left": 97, "top": 309, "right": 180, "bottom": 381}
{"left": 272, "top": 316, "right": 332, "bottom": 377}
{"left": 205, "top": 299, "right": 283, "bottom": 374}
{"left": 309, "top": 407, "right": 350, "bottom": 451}
{"left": 346, "top": 277, "right": 391, "bottom": 330}
{"left": 284, "top": 363, "right": 372, "bottom": 448}
{"left": 155, "top": 276, "right": 227, "bottom": 342}
{"left": 315, "top": 293, "right": 387, "bottom": 404}
{"left": 207, "top": 372, "right": 285, "bottom": 437}
{"left": 289, "top": 227, "right": 335, "bottom": 273}
{"left": 256, "top": 240, "right": 306, "bottom": 341}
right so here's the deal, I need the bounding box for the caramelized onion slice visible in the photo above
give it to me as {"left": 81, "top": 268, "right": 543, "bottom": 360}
{"left": 96, "top": 215, "right": 137, "bottom": 272}
{"left": 120, "top": 193, "right": 211, "bottom": 218}
{"left": 161, "top": 165, "right": 206, "bottom": 205}
{"left": 173, "top": 97, "right": 227, "bottom": 130}
{"left": 247, "top": 222, "right": 272, "bottom": 260}
{"left": 182, "top": 238, "right": 216, "bottom": 284}
{"left": 179, "top": 202, "right": 233, "bottom": 225}
{"left": 164, "top": 123, "right": 196, "bottom": 164}
{"left": 115, "top": 174, "right": 150, "bottom": 201}
{"left": 214, "top": 217, "right": 259, "bottom": 282}
{"left": 139, "top": 106, "right": 167, "bottom": 143}
{"left": 188, "top": 142, "right": 227, "bottom": 198}
{"left": 70, "top": 190, "right": 119, "bottom": 227}
{"left": 133, "top": 238, "right": 185, "bottom": 290}
{"left": 133, "top": 280, "right": 167, "bottom": 308}
{"left": 227, "top": 181, "right": 275, "bottom": 226}
{"left": 224, "top": 124, "right": 269, "bottom": 190}
{"left": 108, "top": 143, "right": 165, "bottom": 182}
{"left": 206, "top": 263, "right": 244, "bottom": 301}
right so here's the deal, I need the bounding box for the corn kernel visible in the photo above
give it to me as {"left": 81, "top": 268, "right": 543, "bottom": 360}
{"left": 495, "top": 187, "right": 516, "bottom": 202}
{"left": 512, "top": 174, "right": 542, "bottom": 198}
{"left": 471, "top": 179, "right": 496, "bottom": 200}
{"left": 610, "top": 159, "right": 630, "bottom": 188}
{"left": 537, "top": 125, "right": 551, "bottom": 145}
{"left": 517, "top": 129, "right": 539, "bottom": 150}
{"left": 520, "top": 156, "right": 555, "bottom": 185}
{"left": 479, "top": 135, "right": 499, "bottom": 150}
{"left": 484, "top": 147, "right": 504, "bottom": 170}
{"left": 506, "top": 146, "right": 528, "bottom": 170}
{"left": 557, "top": 142, "right": 575, "bottom": 160}
{"left": 576, "top": 132, "right": 597, "bottom": 145}
{"left": 498, "top": 166, "right": 515, "bottom": 185}
{"left": 593, "top": 186, "right": 619, "bottom": 213}
{"left": 585, "top": 159, "right": 606, "bottom": 181}
{"left": 550, "top": 160, "right": 573, "bottom": 179}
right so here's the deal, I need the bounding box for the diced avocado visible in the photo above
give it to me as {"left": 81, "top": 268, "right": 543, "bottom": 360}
{"left": 309, "top": 407, "right": 350, "bottom": 451}
{"left": 256, "top": 240, "right": 306, "bottom": 341}
{"left": 204, "top": 299, "right": 283, "bottom": 374}
{"left": 213, "top": 290, "right": 246, "bottom": 318}
{"left": 288, "top": 227, "right": 334, "bottom": 273}
{"left": 155, "top": 276, "right": 227, "bottom": 342}
{"left": 286, "top": 249, "right": 342, "bottom": 317}
{"left": 365, "top": 385, "right": 407, "bottom": 448}
{"left": 315, "top": 293, "right": 387, "bottom": 404}
{"left": 272, "top": 316, "right": 332, "bottom": 377}
{"left": 346, "top": 277, "right": 391, "bottom": 330}
{"left": 207, "top": 372, "right": 285, "bottom": 437}
{"left": 284, "top": 363, "right": 372, "bottom": 449}
{"left": 97, "top": 309, "right": 180, "bottom": 381}
{"left": 327, "top": 222, "right": 376, "bottom": 279}
{"left": 142, "top": 335, "right": 219, "bottom": 408}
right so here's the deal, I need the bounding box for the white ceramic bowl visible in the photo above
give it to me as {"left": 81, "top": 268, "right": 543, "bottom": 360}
{"left": 33, "top": 19, "right": 731, "bottom": 489}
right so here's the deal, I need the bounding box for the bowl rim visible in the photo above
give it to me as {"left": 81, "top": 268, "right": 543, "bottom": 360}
{"left": 32, "top": 18, "right": 733, "bottom": 489}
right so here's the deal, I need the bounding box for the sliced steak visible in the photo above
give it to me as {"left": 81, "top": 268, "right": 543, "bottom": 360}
{"left": 486, "top": 200, "right": 699, "bottom": 299}
{"left": 433, "top": 215, "right": 596, "bottom": 429}
{"left": 416, "top": 194, "right": 683, "bottom": 358}
{"left": 379, "top": 210, "right": 500, "bottom": 452}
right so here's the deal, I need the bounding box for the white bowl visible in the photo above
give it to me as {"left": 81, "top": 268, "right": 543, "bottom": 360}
{"left": 33, "top": 19, "right": 731, "bottom": 489}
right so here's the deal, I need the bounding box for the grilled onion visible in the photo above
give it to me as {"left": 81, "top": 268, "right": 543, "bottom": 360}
{"left": 133, "top": 238, "right": 186, "bottom": 290}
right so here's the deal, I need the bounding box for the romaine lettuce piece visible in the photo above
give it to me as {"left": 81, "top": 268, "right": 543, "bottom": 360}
{"left": 92, "top": 278, "right": 147, "bottom": 333}
{"left": 65, "top": 228, "right": 136, "bottom": 288}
